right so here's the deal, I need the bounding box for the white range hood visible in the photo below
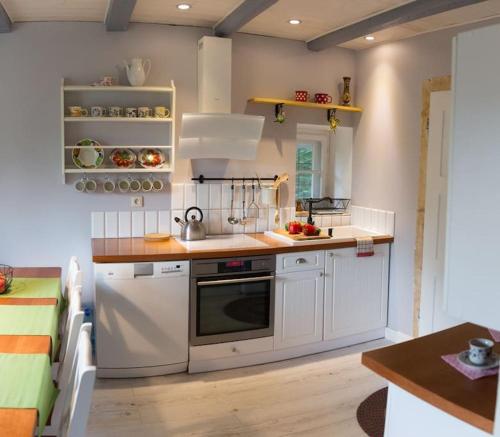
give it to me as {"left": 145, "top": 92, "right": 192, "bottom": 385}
{"left": 178, "top": 36, "right": 265, "bottom": 160}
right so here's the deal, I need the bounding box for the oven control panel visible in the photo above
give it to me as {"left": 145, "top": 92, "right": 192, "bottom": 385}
{"left": 191, "top": 256, "right": 276, "bottom": 276}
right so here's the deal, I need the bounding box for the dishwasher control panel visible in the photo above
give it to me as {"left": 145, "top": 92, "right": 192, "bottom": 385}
{"left": 95, "top": 261, "right": 189, "bottom": 280}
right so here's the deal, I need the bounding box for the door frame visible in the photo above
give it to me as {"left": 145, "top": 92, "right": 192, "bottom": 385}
{"left": 412, "top": 75, "right": 451, "bottom": 337}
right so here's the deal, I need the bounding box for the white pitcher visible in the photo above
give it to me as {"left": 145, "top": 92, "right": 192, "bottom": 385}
{"left": 123, "top": 58, "right": 151, "bottom": 87}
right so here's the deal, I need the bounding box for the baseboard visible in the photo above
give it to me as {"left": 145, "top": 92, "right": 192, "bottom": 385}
{"left": 385, "top": 328, "right": 413, "bottom": 343}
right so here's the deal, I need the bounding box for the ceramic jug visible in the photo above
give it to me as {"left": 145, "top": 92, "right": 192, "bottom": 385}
{"left": 123, "top": 58, "right": 151, "bottom": 87}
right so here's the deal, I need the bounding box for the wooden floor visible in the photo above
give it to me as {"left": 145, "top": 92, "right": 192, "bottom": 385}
{"left": 88, "top": 339, "right": 389, "bottom": 437}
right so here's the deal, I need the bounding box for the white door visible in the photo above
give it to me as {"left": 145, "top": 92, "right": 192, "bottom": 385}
{"left": 324, "top": 245, "right": 389, "bottom": 340}
{"left": 419, "top": 91, "right": 461, "bottom": 335}
{"left": 274, "top": 269, "right": 324, "bottom": 349}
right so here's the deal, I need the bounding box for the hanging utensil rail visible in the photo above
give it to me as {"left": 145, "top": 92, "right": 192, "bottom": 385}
{"left": 192, "top": 175, "right": 278, "bottom": 184}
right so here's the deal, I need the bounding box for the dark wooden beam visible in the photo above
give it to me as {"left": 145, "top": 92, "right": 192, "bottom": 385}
{"left": 214, "top": 0, "right": 278, "bottom": 37}
{"left": 307, "top": 0, "right": 488, "bottom": 51}
{"left": 105, "top": 0, "right": 137, "bottom": 31}
{"left": 0, "top": 1, "right": 12, "bottom": 33}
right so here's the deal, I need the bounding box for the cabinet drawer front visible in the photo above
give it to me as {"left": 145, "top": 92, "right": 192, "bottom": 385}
{"left": 276, "top": 251, "right": 325, "bottom": 273}
{"left": 189, "top": 336, "right": 274, "bottom": 361}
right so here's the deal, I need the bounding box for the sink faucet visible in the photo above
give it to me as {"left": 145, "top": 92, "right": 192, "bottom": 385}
{"left": 305, "top": 197, "right": 336, "bottom": 225}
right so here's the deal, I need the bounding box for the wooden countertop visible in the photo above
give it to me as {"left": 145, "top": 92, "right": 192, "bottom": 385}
{"left": 362, "top": 323, "right": 499, "bottom": 433}
{"left": 92, "top": 233, "right": 394, "bottom": 263}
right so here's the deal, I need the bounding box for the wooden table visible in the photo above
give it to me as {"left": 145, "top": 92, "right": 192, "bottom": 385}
{"left": 0, "top": 267, "right": 62, "bottom": 306}
{"left": 362, "top": 323, "right": 499, "bottom": 434}
{"left": 0, "top": 267, "right": 61, "bottom": 437}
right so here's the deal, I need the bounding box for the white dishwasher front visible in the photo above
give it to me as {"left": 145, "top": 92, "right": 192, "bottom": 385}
{"left": 95, "top": 261, "right": 189, "bottom": 378}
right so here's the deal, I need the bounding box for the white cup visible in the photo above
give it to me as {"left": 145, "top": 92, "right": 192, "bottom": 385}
{"left": 129, "top": 178, "right": 141, "bottom": 193}
{"left": 152, "top": 179, "right": 164, "bottom": 192}
{"left": 74, "top": 178, "right": 86, "bottom": 192}
{"left": 469, "top": 338, "right": 494, "bottom": 365}
{"left": 142, "top": 179, "right": 153, "bottom": 192}
{"left": 103, "top": 178, "right": 115, "bottom": 193}
{"left": 118, "top": 179, "right": 130, "bottom": 193}
{"left": 85, "top": 178, "right": 97, "bottom": 193}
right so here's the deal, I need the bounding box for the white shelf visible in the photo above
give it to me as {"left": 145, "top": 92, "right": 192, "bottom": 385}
{"left": 64, "top": 145, "right": 173, "bottom": 149}
{"left": 64, "top": 117, "right": 173, "bottom": 123}
{"left": 63, "top": 85, "right": 174, "bottom": 93}
{"left": 64, "top": 168, "right": 172, "bottom": 174}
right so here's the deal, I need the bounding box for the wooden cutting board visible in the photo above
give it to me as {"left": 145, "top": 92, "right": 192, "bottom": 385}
{"left": 273, "top": 229, "right": 331, "bottom": 241}
{"left": 144, "top": 233, "right": 171, "bottom": 242}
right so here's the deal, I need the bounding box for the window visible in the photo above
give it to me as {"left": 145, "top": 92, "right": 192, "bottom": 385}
{"left": 296, "top": 140, "right": 322, "bottom": 200}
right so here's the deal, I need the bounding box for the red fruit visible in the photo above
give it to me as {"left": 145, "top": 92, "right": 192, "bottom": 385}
{"left": 288, "top": 221, "right": 303, "bottom": 234}
{"left": 0, "top": 277, "right": 5, "bottom": 293}
{"left": 303, "top": 224, "right": 317, "bottom": 236}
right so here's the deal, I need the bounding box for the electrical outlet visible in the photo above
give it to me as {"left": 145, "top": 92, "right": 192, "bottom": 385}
{"left": 130, "top": 196, "right": 144, "bottom": 208}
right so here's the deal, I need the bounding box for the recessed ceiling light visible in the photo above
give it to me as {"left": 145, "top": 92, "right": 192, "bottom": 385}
{"left": 288, "top": 19, "right": 302, "bottom": 25}
{"left": 177, "top": 3, "right": 191, "bottom": 10}
{"left": 365, "top": 35, "right": 375, "bottom": 41}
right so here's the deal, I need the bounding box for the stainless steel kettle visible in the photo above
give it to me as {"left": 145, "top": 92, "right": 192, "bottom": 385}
{"left": 175, "top": 207, "right": 207, "bottom": 241}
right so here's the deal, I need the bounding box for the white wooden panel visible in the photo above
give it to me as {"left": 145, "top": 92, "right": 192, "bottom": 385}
{"left": 91, "top": 212, "right": 105, "bottom": 238}
{"left": 145, "top": 211, "right": 158, "bottom": 234}
{"left": 256, "top": 208, "right": 269, "bottom": 233}
{"left": 274, "top": 269, "right": 324, "bottom": 350}
{"left": 341, "top": 214, "right": 351, "bottom": 226}
{"left": 221, "top": 184, "right": 232, "bottom": 209}
{"left": 171, "top": 184, "right": 184, "bottom": 210}
{"left": 118, "top": 211, "right": 131, "bottom": 238}
{"left": 244, "top": 218, "right": 256, "bottom": 234}
{"left": 131, "top": 211, "right": 145, "bottom": 237}
{"left": 276, "top": 251, "right": 325, "bottom": 274}
{"left": 209, "top": 184, "right": 222, "bottom": 209}
{"left": 196, "top": 184, "right": 210, "bottom": 210}
{"left": 446, "top": 25, "right": 500, "bottom": 331}
{"left": 158, "top": 210, "right": 171, "bottom": 234}
{"left": 189, "top": 337, "right": 274, "bottom": 362}
{"left": 171, "top": 210, "right": 183, "bottom": 236}
{"left": 221, "top": 209, "right": 234, "bottom": 234}
{"left": 184, "top": 183, "right": 196, "bottom": 209}
{"left": 104, "top": 211, "right": 118, "bottom": 238}
{"left": 324, "top": 245, "right": 389, "bottom": 340}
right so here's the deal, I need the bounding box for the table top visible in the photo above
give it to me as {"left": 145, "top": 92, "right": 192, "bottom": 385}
{"left": 362, "top": 323, "right": 499, "bottom": 433}
{"left": 0, "top": 268, "right": 62, "bottom": 306}
{"left": 0, "top": 268, "right": 61, "bottom": 437}
{"left": 92, "top": 233, "right": 394, "bottom": 263}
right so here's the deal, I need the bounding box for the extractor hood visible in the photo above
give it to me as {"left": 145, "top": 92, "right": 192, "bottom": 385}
{"left": 178, "top": 36, "right": 265, "bottom": 160}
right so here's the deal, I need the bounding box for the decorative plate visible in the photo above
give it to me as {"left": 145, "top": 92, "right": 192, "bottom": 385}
{"left": 72, "top": 139, "right": 104, "bottom": 169}
{"left": 109, "top": 148, "right": 137, "bottom": 169}
{"left": 138, "top": 148, "right": 166, "bottom": 169}
{"left": 457, "top": 350, "right": 499, "bottom": 370}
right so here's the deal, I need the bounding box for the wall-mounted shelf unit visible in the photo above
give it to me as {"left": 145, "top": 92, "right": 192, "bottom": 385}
{"left": 61, "top": 78, "right": 176, "bottom": 185}
{"left": 248, "top": 97, "right": 362, "bottom": 113}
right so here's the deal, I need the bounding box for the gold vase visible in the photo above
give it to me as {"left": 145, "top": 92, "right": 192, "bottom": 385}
{"left": 341, "top": 76, "right": 352, "bottom": 106}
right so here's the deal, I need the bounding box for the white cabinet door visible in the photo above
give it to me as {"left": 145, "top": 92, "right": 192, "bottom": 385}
{"left": 274, "top": 269, "right": 324, "bottom": 350}
{"left": 324, "top": 245, "right": 389, "bottom": 340}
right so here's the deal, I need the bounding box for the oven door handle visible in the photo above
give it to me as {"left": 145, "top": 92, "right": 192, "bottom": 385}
{"left": 197, "top": 275, "right": 275, "bottom": 286}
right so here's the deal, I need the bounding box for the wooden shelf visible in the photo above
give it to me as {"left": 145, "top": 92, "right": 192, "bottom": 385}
{"left": 248, "top": 97, "right": 362, "bottom": 113}
{"left": 64, "top": 168, "right": 172, "bottom": 174}
{"left": 64, "top": 145, "right": 173, "bottom": 149}
{"left": 64, "top": 117, "right": 173, "bottom": 123}
{"left": 63, "top": 85, "right": 174, "bottom": 93}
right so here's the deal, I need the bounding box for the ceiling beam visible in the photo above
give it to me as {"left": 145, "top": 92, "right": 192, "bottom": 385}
{"left": 105, "top": 0, "right": 137, "bottom": 31}
{"left": 307, "top": 0, "right": 488, "bottom": 51}
{"left": 214, "top": 0, "right": 279, "bottom": 37}
{"left": 0, "top": 1, "right": 12, "bottom": 33}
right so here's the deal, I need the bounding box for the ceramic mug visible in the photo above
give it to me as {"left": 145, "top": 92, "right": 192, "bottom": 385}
{"left": 84, "top": 178, "right": 97, "bottom": 193}
{"left": 129, "top": 178, "right": 141, "bottom": 193}
{"left": 295, "top": 90, "right": 309, "bottom": 102}
{"left": 91, "top": 106, "right": 107, "bottom": 117}
{"left": 468, "top": 338, "right": 494, "bottom": 365}
{"left": 109, "top": 106, "right": 123, "bottom": 117}
{"left": 101, "top": 76, "right": 114, "bottom": 86}
{"left": 138, "top": 107, "right": 152, "bottom": 118}
{"left": 103, "top": 178, "right": 116, "bottom": 193}
{"left": 141, "top": 178, "right": 153, "bottom": 192}
{"left": 314, "top": 93, "right": 332, "bottom": 104}
{"left": 125, "top": 107, "right": 138, "bottom": 118}
{"left": 118, "top": 178, "right": 130, "bottom": 193}
{"left": 74, "top": 178, "right": 86, "bottom": 192}
{"left": 68, "top": 106, "right": 85, "bottom": 117}
{"left": 152, "top": 178, "right": 164, "bottom": 192}
{"left": 154, "top": 106, "right": 170, "bottom": 118}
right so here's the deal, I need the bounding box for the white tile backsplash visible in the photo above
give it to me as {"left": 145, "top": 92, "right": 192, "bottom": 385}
{"left": 171, "top": 210, "right": 183, "bottom": 236}
{"left": 184, "top": 183, "right": 196, "bottom": 209}
{"left": 351, "top": 205, "right": 395, "bottom": 236}
{"left": 208, "top": 210, "right": 222, "bottom": 235}
{"left": 221, "top": 184, "right": 232, "bottom": 209}
{"left": 131, "top": 211, "right": 145, "bottom": 237}
{"left": 91, "top": 212, "right": 105, "bottom": 238}
{"left": 118, "top": 211, "right": 131, "bottom": 238}
{"left": 209, "top": 184, "right": 222, "bottom": 210}
{"left": 145, "top": 210, "right": 158, "bottom": 234}
{"left": 104, "top": 211, "right": 118, "bottom": 238}
{"left": 158, "top": 210, "right": 171, "bottom": 234}
{"left": 196, "top": 184, "right": 210, "bottom": 210}
{"left": 171, "top": 184, "right": 184, "bottom": 210}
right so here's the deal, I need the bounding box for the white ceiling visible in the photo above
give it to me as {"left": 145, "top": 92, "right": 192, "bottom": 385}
{"left": 2, "top": 0, "right": 500, "bottom": 50}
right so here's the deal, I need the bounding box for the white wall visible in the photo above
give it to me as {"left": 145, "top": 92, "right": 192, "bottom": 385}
{"left": 353, "top": 18, "right": 500, "bottom": 336}
{"left": 0, "top": 22, "right": 356, "bottom": 302}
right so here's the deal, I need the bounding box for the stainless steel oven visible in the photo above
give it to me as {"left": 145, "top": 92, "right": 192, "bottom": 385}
{"left": 190, "top": 255, "right": 275, "bottom": 346}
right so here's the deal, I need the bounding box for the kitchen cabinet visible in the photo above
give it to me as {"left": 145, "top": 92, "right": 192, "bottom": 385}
{"left": 324, "top": 245, "right": 389, "bottom": 340}
{"left": 274, "top": 269, "right": 325, "bottom": 350}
